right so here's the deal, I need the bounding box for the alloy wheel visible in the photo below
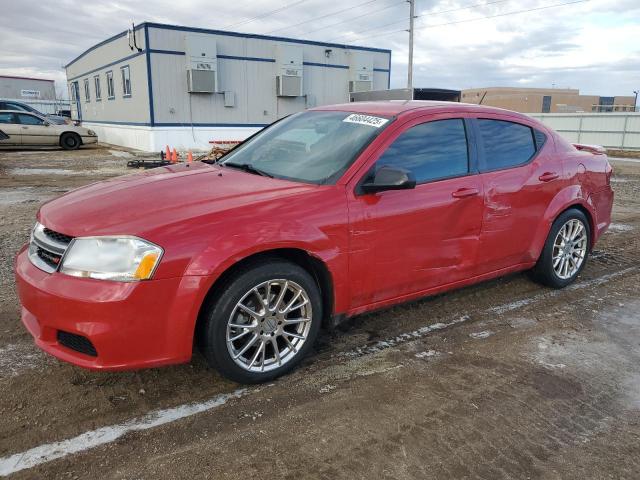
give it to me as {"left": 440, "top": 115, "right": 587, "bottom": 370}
{"left": 552, "top": 218, "right": 588, "bottom": 280}
{"left": 226, "top": 279, "right": 313, "bottom": 373}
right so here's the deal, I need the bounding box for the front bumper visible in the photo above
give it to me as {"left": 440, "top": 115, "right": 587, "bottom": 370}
{"left": 14, "top": 246, "right": 204, "bottom": 371}
{"left": 81, "top": 135, "right": 98, "bottom": 145}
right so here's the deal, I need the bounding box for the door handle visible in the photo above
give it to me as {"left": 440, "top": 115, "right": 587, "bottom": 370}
{"left": 451, "top": 187, "right": 479, "bottom": 198}
{"left": 539, "top": 172, "right": 559, "bottom": 182}
{"left": 21, "top": 126, "right": 28, "bottom": 129}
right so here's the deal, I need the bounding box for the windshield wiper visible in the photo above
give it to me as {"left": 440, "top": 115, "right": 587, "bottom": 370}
{"left": 224, "top": 162, "right": 274, "bottom": 178}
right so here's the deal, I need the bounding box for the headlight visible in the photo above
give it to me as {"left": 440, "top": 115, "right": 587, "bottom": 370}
{"left": 87, "top": 129, "right": 96, "bottom": 136}
{"left": 60, "top": 237, "right": 163, "bottom": 282}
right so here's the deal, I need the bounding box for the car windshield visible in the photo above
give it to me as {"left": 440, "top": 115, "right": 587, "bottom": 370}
{"left": 221, "top": 111, "right": 393, "bottom": 184}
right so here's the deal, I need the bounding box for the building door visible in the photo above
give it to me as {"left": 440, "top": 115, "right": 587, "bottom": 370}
{"left": 542, "top": 95, "right": 551, "bottom": 113}
{"left": 71, "top": 81, "right": 82, "bottom": 121}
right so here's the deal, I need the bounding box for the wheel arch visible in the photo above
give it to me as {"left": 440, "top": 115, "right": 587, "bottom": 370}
{"left": 530, "top": 192, "right": 598, "bottom": 262}
{"left": 59, "top": 131, "right": 83, "bottom": 147}
{"left": 193, "top": 247, "right": 335, "bottom": 346}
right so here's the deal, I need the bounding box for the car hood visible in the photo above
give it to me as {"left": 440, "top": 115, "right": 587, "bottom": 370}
{"left": 45, "top": 115, "right": 69, "bottom": 125}
{"left": 38, "top": 163, "right": 318, "bottom": 238}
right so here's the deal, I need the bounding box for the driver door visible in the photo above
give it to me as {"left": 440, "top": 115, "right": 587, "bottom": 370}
{"left": 347, "top": 115, "right": 484, "bottom": 309}
{"left": 15, "top": 113, "right": 55, "bottom": 145}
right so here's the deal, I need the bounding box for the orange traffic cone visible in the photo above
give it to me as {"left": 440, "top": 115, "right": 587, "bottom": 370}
{"left": 187, "top": 151, "right": 193, "bottom": 163}
{"left": 165, "top": 145, "right": 171, "bottom": 161}
{"left": 171, "top": 148, "right": 178, "bottom": 163}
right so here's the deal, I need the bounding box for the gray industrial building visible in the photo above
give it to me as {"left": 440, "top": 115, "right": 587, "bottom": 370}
{"left": 0, "top": 75, "right": 57, "bottom": 101}
{"left": 65, "top": 22, "right": 391, "bottom": 151}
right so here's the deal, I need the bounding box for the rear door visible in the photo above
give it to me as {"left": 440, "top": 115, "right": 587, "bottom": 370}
{"left": 16, "top": 113, "right": 57, "bottom": 145}
{"left": 0, "top": 112, "right": 21, "bottom": 145}
{"left": 473, "top": 116, "right": 563, "bottom": 273}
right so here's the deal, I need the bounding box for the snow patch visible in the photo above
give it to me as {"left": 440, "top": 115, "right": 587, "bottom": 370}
{"left": 470, "top": 330, "right": 493, "bottom": 339}
{"left": 0, "top": 388, "right": 249, "bottom": 476}
{"left": 608, "top": 223, "right": 633, "bottom": 233}
{"left": 414, "top": 350, "right": 439, "bottom": 358}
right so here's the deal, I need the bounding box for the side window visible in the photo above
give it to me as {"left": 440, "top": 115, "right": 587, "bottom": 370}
{"left": 375, "top": 119, "right": 469, "bottom": 184}
{"left": 121, "top": 66, "right": 131, "bottom": 96}
{"left": 17, "top": 114, "right": 45, "bottom": 125}
{"left": 106, "top": 71, "right": 115, "bottom": 98}
{"left": 84, "top": 78, "right": 90, "bottom": 102}
{"left": 534, "top": 129, "right": 547, "bottom": 151}
{"left": 94, "top": 75, "right": 102, "bottom": 101}
{"left": 477, "top": 119, "right": 536, "bottom": 171}
{"left": 6, "top": 102, "right": 29, "bottom": 112}
{"left": 0, "top": 112, "right": 15, "bottom": 123}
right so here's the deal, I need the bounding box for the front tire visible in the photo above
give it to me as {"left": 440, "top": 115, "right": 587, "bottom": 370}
{"left": 531, "top": 208, "right": 591, "bottom": 288}
{"left": 60, "top": 132, "right": 81, "bottom": 150}
{"left": 199, "top": 260, "right": 322, "bottom": 384}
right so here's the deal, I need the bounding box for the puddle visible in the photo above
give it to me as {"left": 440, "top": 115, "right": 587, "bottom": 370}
{"left": 531, "top": 300, "right": 640, "bottom": 410}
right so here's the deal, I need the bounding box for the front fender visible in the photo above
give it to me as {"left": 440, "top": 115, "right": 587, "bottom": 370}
{"left": 528, "top": 185, "right": 597, "bottom": 261}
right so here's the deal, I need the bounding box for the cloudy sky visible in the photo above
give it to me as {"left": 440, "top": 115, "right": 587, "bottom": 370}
{"left": 1, "top": 0, "right": 638, "bottom": 100}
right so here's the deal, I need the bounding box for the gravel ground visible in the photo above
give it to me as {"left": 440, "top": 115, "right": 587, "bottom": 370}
{"left": 0, "top": 146, "right": 639, "bottom": 479}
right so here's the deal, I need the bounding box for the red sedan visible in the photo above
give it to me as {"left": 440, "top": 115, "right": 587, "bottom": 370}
{"left": 14, "top": 101, "right": 613, "bottom": 383}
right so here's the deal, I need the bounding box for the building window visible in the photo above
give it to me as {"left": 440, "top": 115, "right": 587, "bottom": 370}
{"left": 84, "top": 79, "right": 90, "bottom": 102}
{"left": 121, "top": 66, "right": 131, "bottom": 97}
{"left": 70, "top": 83, "right": 77, "bottom": 102}
{"left": 106, "top": 71, "right": 115, "bottom": 99}
{"left": 542, "top": 95, "right": 551, "bottom": 113}
{"left": 94, "top": 75, "right": 102, "bottom": 101}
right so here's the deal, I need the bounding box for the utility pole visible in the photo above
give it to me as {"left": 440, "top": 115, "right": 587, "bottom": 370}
{"left": 634, "top": 90, "right": 638, "bottom": 112}
{"left": 407, "top": 0, "right": 415, "bottom": 90}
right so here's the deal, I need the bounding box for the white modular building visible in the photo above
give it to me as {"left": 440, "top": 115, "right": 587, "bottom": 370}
{"left": 65, "top": 22, "right": 392, "bottom": 151}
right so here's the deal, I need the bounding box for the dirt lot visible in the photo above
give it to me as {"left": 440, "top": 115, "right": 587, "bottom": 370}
{"left": 1, "top": 146, "right": 639, "bottom": 479}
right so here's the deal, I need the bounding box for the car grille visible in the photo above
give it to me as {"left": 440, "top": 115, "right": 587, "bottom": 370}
{"left": 43, "top": 228, "right": 73, "bottom": 244}
{"left": 28, "top": 223, "right": 74, "bottom": 273}
{"left": 57, "top": 330, "right": 98, "bottom": 357}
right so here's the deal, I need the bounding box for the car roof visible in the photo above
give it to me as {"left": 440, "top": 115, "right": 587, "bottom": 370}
{"left": 311, "top": 100, "right": 530, "bottom": 120}
{"left": 0, "top": 109, "right": 45, "bottom": 118}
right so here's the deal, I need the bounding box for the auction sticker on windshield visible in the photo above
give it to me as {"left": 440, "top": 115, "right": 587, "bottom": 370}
{"left": 343, "top": 113, "right": 389, "bottom": 128}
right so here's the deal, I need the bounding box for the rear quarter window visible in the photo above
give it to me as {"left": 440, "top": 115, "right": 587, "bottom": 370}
{"left": 477, "top": 119, "right": 536, "bottom": 172}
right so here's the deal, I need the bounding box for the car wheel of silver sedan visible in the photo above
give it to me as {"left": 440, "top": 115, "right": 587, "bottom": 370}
{"left": 199, "top": 260, "right": 322, "bottom": 384}
{"left": 531, "top": 208, "right": 591, "bottom": 288}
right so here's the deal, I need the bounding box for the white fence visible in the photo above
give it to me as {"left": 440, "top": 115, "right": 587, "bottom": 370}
{"left": 528, "top": 112, "right": 640, "bottom": 150}
{"left": 1, "top": 98, "right": 71, "bottom": 115}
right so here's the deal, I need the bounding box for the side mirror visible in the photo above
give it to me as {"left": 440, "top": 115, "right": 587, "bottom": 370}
{"left": 361, "top": 166, "right": 416, "bottom": 194}
{"left": 43, "top": 122, "right": 51, "bottom": 126}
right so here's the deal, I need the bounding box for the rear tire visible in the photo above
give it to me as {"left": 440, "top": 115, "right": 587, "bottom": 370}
{"left": 530, "top": 208, "right": 591, "bottom": 288}
{"left": 60, "top": 132, "right": 81, "bottom": 150}
{"left": 198, "top": 260, "right": 322, "bottom": 384}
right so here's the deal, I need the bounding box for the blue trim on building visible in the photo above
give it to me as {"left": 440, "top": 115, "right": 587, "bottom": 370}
{"left": 144, "top": 25, "right": 155, "bottom": 126}
{"left": 68, "top": 51, "right": 145, "bottom": 82}
{"left": 149, "top": 49, "right": 186, "bottom": 56}
{"left": 144, "top": 22, "right": 392, "bottom": 54}
{"left": 66, "top": 21, "right": 391, "bottom": 72}
{"left": 387, "top": 52, "right": 392, "bottom": 89}
{"left": 82, "top": 120, "right": 151, "bottom": 126}
{"left": 81, "top": 120, "right": 269, "bottom": 128}
{"left": 65, "top": 25, "right": 145, "bottom": 68}
{"left": 157, "top": 122, "right": 269, "bottom": 127}
{"left": 303, "top": 62, "right": 347, "bottom": 69}
{"left": 217, "top": 54, "right": 275, "bottom": 63}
